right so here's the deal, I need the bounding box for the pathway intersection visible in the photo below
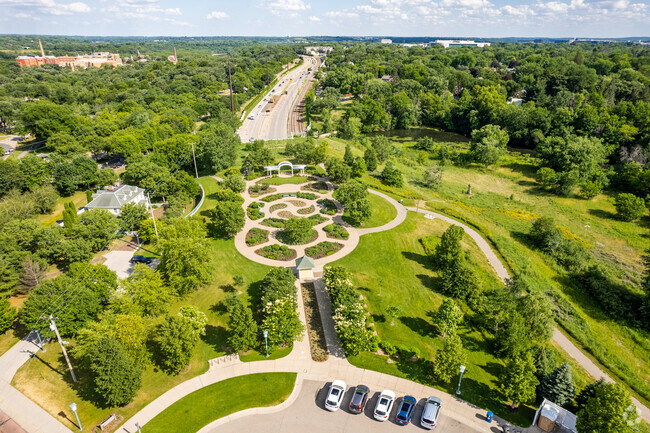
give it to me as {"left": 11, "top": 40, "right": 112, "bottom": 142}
{"left": 0, "top": 173, "right": 646, "bottom": 433}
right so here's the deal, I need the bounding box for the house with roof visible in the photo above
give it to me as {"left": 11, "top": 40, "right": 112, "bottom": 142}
{"left": 1, "top": 143, "right": 14, "bottom": 156}
{"left": 84, "top": 184, "right": 147, "bottom": 216}
{"left": 534, "top": 399, "right": 578, "bottom": 433}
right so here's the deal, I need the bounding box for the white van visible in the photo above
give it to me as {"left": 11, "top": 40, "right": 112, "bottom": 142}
{"left": 420, "top": 396, "right": 442, "bottom": 429}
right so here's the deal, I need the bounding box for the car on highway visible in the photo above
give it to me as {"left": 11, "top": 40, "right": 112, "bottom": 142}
{"left": 130, "top": 255, "right": 152, "bottom": 264}
{"left": 248, "top": 114, "right": 255, "bottom": 120}
{"left": 395, "top": 396, "right": 417, "bottom": 426}
{"left": 324, "top": 380, "right": 347, "bottom": 412}
{"left": 373, "top": 390, "right": 395, "bottom": 421}
{"left": 249, "top": 137, "right": 254, "bottom": 142}
{"left": 349, "top": 385, "right": 369, "bottom": 414}
{"left": 420, "top": 396, "right": 442, "bottom": 429}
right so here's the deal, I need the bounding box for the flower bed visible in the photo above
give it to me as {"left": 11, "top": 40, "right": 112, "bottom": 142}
{"left": 323, "top": 223, "right": 349, "bottom": 240}
{"left": 277, "top": 210, "right": 294, "bottom": 219}
{"left": 269, "top": 203, "right": 288, "bottom": 213}
{"left": 276, "top": 229, "right": 318, "bottom": 245}
{"left": 318, "top": 199, "right": 337, "bottom": 215}
{"left": 307, "top": 214, "right": 328, "bottom": 225}
{"left": 301, "top": 283, "right": 329, "bottom": 362}
{"left": 286, "top": 199, "right": 306, "bottom": 207}
{"left": 305, "top": 241, "right": 344, "bottom": 259}
{"left": 246, "top": 228, "right": 269, "bottom": 246}
{"left": 296, "top": 192, "right": 318, "bottom": 200}
{"left": 247, "top": 202, "right": 264, "bottom": 220}
{"left": 302, "top": 181, "right": 329, "bottom": 194}
{"left": 261, "top": 193, "right": 284, "bottom": 202}
{"left": 260, "top": 217, "right": 287, "bottom": 228}
{"left": 248, "top": 183, "right": 273, "bottom": 197}
{"left": 297, "top": 205, "right": 315, "bottom": 215}
{"left": 256, "top": 244, "right": 296, "bottom": 261}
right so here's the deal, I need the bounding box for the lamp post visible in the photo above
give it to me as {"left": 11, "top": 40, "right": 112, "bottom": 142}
{"left": 69, "top": 402, "right": 82, "bottom": 431}
{"left": 135, "top": 422, "right": 142, "bottom": 432}
{"left": 456, "top": 365, "right": 466, "bottom": 395}
{"left": 263, "top": 330, "right": 269, "bottom": 358}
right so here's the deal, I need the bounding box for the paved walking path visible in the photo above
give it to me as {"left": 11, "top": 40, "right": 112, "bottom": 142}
{"left": 0, "top": 334, "right": 70, "bottom": 433}
{"left": 405, "top": 205, "right": 649, "bottom": 422}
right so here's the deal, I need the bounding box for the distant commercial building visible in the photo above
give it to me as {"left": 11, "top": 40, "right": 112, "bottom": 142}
{"left": 380, "top": 38, "right": 393, "bottom": 44}
{"left": 433, "top": 40, "right": 491, "bottom": 48}
{"left": 84, "top": 184, "right": 146, "bottom": 216}
{"left": 305, "top": 46, "right": 333, "bottom": 55}
{"left": 16, "top": 52, "right": 123, "bottom": 69}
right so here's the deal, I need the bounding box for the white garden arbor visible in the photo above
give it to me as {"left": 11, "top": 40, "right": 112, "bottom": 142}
{"left": 264, "top": 161, "right": 306, "bottom": 177}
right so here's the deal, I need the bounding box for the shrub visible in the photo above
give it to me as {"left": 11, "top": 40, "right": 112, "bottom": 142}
{"left": 256, "top": 244, "right": 296, "bottom": 261}
{"left": 318, "top": 199, "right": 338, "bottom": 215}
{"left": 307, "top": 214, "right": 328, "bottom": 225}
{"left": 614, "top": 193, "right": 647, "bottom": 222}
{"left": 278, "top": 217, "right": 317, "bottom": 245}
{"left": 245, "top": 228, "right": 269, "bottom": 246}
{"left": 323, "top": 223, "right": 349, "bottom": 240}
{"left": 305, "top": 241, "right": 343, "bottom": 259}
{"left": 247, "top": 202, "right": 265, "bottom": 220}
{"left": 260, "top": 217, "right": 287, "bottom": 228}
{"left": 381, "top": 341, "right": 397, "bottom": 356}
{"left": 261, "top": 193, "right": 284, "bottom": 202}
{"left": 381, "top": 162, "right": 404, "bottom": 187}
{"left": 297, "top": 205, "right": 315, "bottom": 215}
{"left": 578, "top": 180, "right": 602, "bottom": 200}
{"left": 297, "top": 192, "right": 318, "bottom": 200}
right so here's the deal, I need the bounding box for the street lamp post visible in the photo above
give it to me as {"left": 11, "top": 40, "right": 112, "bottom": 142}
{"left": 456, "top": 365, "right": 466, "bottom": 395}
{"left": 263, "top": 330, "right": 269, "bottom": 358}
{"left": 135, "top": 422, "right": 142, "bottom": 432}
{"left": 69, "top": 403, "right": 82, "bottom": 431}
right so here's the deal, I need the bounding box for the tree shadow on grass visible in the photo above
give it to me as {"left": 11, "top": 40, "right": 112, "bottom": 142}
{"left": 587, "top": 208, "right": 616, "bottom": 220}
{"left": 210, "top": 302, "right": 227, "bottom": 315}
{"left": 372, "top": 314, "right": 386, "bottom": 323}
{"left": 201, "top": 324, "right": 228, "bottom": 352}
{"left": 401, "top": 251, "right": 432, "bottom": 268}
{"left": 399, "top": 316, "right": 437, "bottom": 338}
{"left": 394, "top": 357, "right": 435, "bottom": 384}
{"left": 415, "top": 274, "right": 442, "bottom": 293}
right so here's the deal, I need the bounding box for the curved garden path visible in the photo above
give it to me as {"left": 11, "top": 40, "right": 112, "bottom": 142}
{"left": 233, "top": 176, "right": 360, "bottom": 267}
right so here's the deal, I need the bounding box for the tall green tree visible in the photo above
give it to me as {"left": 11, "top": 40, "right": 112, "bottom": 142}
{"left": 155, "top": 314, "right": 199, "bottom": 374}
{"left": 0, "top": 297, "right": 17, "bottom": 333}
{"left": 121, "top": 264, "right": 173, "bottom": 317}
{"left": 120, "top": 203, "right": 148, "bottom": 232}
{"left": 499, "top": 352, "right": 539, "bottom": 410}
{"left": 209, "top": 201, "right": 245, "bottom": 238}
{"left": 88, "top": 336, "right": 142, "bottom": 407}
{"left": 228, "top": 299, "right": 258, "bottom": 352}
{"left": 433, "top": 299, "right": 463, "bottom": 338}
{"left": 576, "top": 383, "right": 640, "bottom": 433}
{"left": 333, "top": 181, "right": 372, "bottom": 224}
{"left": 469, "top": 124, "right": 509, "bottom": 168}
{"left": 432, "top": 333, "right": 466, "bottom": 383}
{"left": 539, "top": 362, "right": 576, "bottom": 407}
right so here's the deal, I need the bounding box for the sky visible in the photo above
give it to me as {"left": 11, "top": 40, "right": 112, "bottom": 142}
{"left": 0, "top": 0, "right": 648, "bottom": 38}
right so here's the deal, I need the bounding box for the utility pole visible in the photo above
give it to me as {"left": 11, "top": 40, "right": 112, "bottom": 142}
{"left": 190, "top": 142, "right": 199, "bottom": 179}
{"left": 147, "top": 193, "right": 159, "bottom": 240}
{"left": 228, "top": 54, "right": 235, "bottom": 114}
{"left": 46, "top": 315, "right": 77, "bottom": 383}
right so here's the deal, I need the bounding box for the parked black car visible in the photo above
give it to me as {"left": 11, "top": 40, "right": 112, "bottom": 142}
{"left": 130, "top": 255, "right": 152, "bottom": 264}
{"left": 349, "top": 385, "right": 370, "bottom": 414}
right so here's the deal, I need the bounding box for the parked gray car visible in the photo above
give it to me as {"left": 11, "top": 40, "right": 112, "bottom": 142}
{"left": 420, "top": 396, "right": 442, "bottom": 429}
{"left": 348, "top": 385, "right": 369, "bottom": 414}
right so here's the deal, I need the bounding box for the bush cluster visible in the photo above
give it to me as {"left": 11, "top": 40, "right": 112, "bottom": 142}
{"left": 245, "top": 228, "right": 269, "bottom": 246}
{"left": 248, "top": 183, "right": 270, "bottom": 195}
{"left": 323, "top": 223, "right": 349, "bottom": 240}
{"left": 323, "top": 265, "right": 378, "bottom": 356}
{"left": 305, "top": 241, "right": 343, "bottom": 259}
{"left": 247, "top": 202, "right": 265, "bottom": 220}
{"left": 318, "top": 199, "right": 338, "bottom": 215}
{"left": 256, "top": 244, "right": 296, "bottom": 261}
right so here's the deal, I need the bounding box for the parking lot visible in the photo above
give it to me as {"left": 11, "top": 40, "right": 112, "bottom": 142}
{"left": 213, "top": 380, "right": 487, "bottom": 433}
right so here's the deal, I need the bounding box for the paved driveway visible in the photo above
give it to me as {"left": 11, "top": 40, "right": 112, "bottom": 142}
{"left": 213, "top": 380, "right": 489, "bottom": 433}
{"left": 102, "top": 251, "right": 159, "bottom": 279}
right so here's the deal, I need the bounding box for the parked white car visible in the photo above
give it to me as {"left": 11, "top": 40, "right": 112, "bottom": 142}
{"left": 373, "top": 389, "right": 396, "bottom": 421}
{"left": 324, "top": 380, "right": 347, "bottom": 412}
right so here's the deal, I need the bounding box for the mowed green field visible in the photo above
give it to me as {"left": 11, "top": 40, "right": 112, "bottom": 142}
{"left": 335, "top": 212, "right": 593, "bottom": 425}
{"left": 145, "top": 373, "right": 296, "bottom": 433}
{"left": 316, "top": 131, "right": 650, "bottom": 406}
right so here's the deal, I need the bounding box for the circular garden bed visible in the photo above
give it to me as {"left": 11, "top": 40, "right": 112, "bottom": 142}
{"left": 247, "top": 202, "right": 264, "bottom": 220}
{"left": 246, "top": 228, "right": 269, "bottom": 246}
{"left": 276, "top": 229, "right": 318, "bottom": 245}
{"left": 318, "top": 199, "right": 337, "bottom": 215}
{"left": 278, "top": 210, "right": 295, "bottom": 219}
{"left": 305, "top": 241, "right": 344, "bottom": 259}
{"left": 256, "top": 244, "right": 297, "bottom": 261}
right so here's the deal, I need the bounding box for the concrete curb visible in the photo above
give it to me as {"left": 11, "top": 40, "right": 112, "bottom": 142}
{"left": 195, "top": 374, "right": 304, "bottom": 433}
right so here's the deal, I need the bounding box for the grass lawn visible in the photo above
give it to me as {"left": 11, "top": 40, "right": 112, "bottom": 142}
{"left": 145, "top": 373, "right": 296, "bottom": 433}
{"left": 38, "top": 191, "right": 88, "bottom": 225}
{"left": 259, "top": 175, "right": 310, "bottom": 185}
{"left": 239, "top": 343, "right": 293, "bottom": 362}
{"left": 309, "top": 132, "right": 650, "bottom": 406}
{"left": 343, "top": 192, "right": 398, "bottom": 228}
{"left": 335, "top": 212, "right": 593, "bottom": 426}
{"left": 12, "top": 232, "right": 277, "bottom": 431}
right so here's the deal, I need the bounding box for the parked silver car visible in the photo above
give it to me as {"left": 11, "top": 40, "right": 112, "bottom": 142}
{"left": 420, "top": 396, "right": 442, "bottom": 429}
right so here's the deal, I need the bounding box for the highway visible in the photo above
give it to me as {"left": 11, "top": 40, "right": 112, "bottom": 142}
{"left": 238, "top": 55, "right": 318, "bottom": 142}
